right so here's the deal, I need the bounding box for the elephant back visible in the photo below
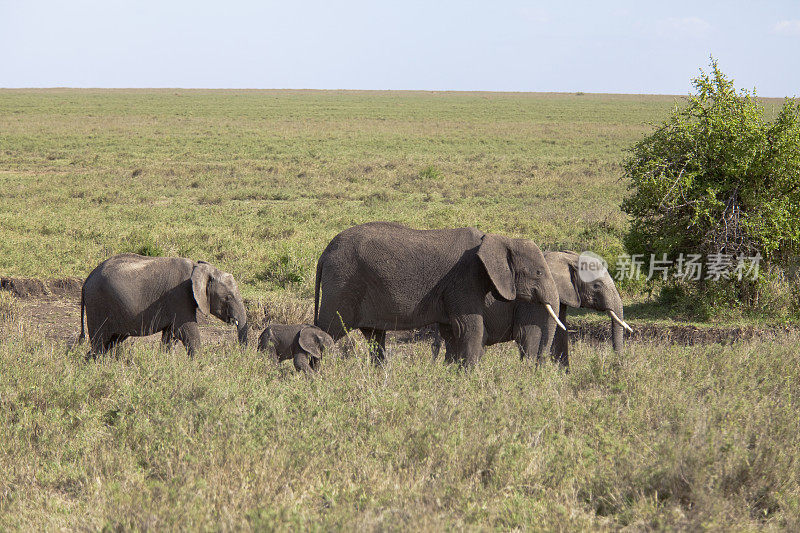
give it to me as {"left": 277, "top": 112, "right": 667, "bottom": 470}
{"left": 316, "top": 223, "right": 486, "bottom": 333}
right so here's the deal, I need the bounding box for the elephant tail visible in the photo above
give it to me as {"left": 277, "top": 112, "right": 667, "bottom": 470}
{"left": 78, "top": 286, "right": 86, "bottom": 344}
{"left": 314, "top": 258, "right": 323, "bottom": 326}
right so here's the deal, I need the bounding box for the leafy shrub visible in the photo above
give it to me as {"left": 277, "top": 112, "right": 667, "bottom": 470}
{"left": 622, "top": 59, "right": 800, "bottom": 313}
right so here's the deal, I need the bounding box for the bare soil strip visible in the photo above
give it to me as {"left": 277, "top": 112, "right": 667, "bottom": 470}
{"left": 2, "top": 277, "right": 793, "bottom": 349}
{"left": 573, "top": 320, "right": 794, "bottom": 346}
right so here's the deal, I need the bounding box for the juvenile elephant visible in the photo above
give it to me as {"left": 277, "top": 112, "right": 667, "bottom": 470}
{"left": 314, "top": 222, "right": 565, "bottom": 367}
{"left": 432, "top": 251, "right": 632, "bottom": 368}
{"left": 80, "top": 253, "right": 248, "bottom": 356}
{"left": 257, "top": 324, "right": 333, "bottom": 373}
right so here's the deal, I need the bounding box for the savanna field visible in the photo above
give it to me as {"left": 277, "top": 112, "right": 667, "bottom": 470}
{"left": 1, "top": 89, "right": 799, "bottom": 529}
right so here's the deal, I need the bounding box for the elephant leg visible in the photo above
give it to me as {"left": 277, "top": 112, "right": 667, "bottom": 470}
{"left": 551, "top": 330, "right": 569, "bottom": 367}
{"left": 265, "top": 345, "right": 280, "bottom": 366}
{"left": 452, "top": 314, "right": 484, "bottom": 368}
{"left": 89, "top": 332, "right": 108, "bottom": 356}
{"left": 431, "top": 333, "right": 441, "bottom": 360}
{"left": 85, "top": 331, "right": 107, "bottom": 360}
{"left": 315, "top": 304, "right": 350, "bottom": 343}
{"left": 373, "top": 329, "right": 386, "bottom": 364}
{"left": 516, "top": 328, "right": 542, "bottom": 362}
{"left": 161, "top": 327, "right": 176, "bottom": 351}
{"left": 293, "top": 352, "right": 315, "bottom": 373}
{"left": 437, "top": 323, "right": 458, "bottom": 364}
{"left": 516, "top": 339, "right": 530, "bottom": 362}
{"left": 101, "top": 334, "right": 128, "bottom": 355}
{"left": 176, "top": 322, "right": 202, "bottom": 358}
{"left": 86, "top": 319, "right": 112, "bottom": 355}
{"left": 360, "top": 327, "right": 387, "bottom": 365}
{"left": 517, "top": 302, "right": 558, "bottom": 365}
{"left": 104, "top": 334, "right": 119, "bottom": 351}
{"left": 551, "top": 304, "right": 569, "bottom": 369}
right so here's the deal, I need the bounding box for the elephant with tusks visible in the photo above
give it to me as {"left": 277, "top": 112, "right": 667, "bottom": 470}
{"left": 431, "top": 251, "right": 632, "bottom": 368}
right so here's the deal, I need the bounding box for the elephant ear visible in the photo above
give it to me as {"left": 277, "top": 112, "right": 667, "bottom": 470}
{"left": 191, "top": 262, "right": 213, "bottom": 316}
{"left": 548, "top": 252, "right": 581, "bottom": 308}
{"left": 477, "top": 234, "right": 516, "bottom": 301}
{"left": 297, "top": 326, "right": 325, "bottom": 356}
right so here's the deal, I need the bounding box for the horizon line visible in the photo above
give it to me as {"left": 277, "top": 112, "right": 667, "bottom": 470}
{"left": 1, "top": 87, "right": 792, "bottom": 99}
{"left": 0, "top": 87, "right": 689, "bottom": 97}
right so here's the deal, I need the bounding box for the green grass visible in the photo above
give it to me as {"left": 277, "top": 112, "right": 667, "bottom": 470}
{"left": 0, "top": 89, "right": 683, "bottom": 301}
{"left": 1, "top": 319, "right": 798, "bottom": 529}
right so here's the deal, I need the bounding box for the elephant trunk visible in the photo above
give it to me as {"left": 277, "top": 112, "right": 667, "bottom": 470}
{"left": 607, "top": 296, "right": 628, "bottom": 354}
{"left": 232, "top": 301, "right": 248, "bottom": 346}
{"left": 541, "top": 277, "right": 566, "bottom": 332}
{"left": 611, "top": 316, "right": 623, "bottom": 353}
{"left": 237, "top": 322, "right": 248, "bottom": 346}
{"left": 538, "top": 308, "right": 558, "bottom": 358}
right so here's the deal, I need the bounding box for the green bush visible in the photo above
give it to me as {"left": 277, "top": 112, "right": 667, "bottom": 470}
{"left": 621, "top": 59, "right": 800, "bottom": 313}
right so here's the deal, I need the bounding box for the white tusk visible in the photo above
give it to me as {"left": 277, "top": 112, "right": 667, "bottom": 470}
{"left": 545, "top": 304, "right": 567, "bottom": 331}
{"left": 608, "top": 310, "right": 633, "bottom": 333}
{"left": 234, "top": 319, "right": 239, "bottom": 327}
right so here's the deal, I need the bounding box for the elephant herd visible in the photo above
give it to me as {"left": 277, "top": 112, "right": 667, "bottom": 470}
{"left": 79, "top": 221, "right": 631, "bottom": 371}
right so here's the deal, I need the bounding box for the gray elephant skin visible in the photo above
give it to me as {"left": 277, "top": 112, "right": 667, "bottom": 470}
{"left": 80, "top": 253, "right": 248, "bottom": 356}
{"left": 432, "top": 250, "right": 632, "bottom": 368}
{"left": 258, "top": 324, "right": 334, "bottom": 373}
{"left": 313, "top": 221, "right": 564, "bottom": 367}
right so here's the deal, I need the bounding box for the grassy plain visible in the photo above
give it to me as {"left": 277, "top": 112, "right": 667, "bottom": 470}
{"left": 0, "top": 89, "right": 681, "bottom": 299}
{"left": 2, "top": 90, "right": 798, "bottom": 529}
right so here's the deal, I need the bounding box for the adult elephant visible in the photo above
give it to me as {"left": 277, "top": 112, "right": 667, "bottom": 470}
{"left": 80, "top": 253, "right": 248, "bottom": 356}
{"left": 313, "top": 222, "right": 565, "bottom": 367}
{"left": 432, "top": 251, "right": 632, "bottom": 368}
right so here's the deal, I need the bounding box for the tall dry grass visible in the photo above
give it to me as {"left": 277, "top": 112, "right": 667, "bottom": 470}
{"left": 1, "top": 322, "right": 798, "bottom": 529}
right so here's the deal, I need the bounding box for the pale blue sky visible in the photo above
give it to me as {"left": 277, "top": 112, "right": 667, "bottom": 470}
{"left": 2, "top": 1, "right": 799, "bottom": 95}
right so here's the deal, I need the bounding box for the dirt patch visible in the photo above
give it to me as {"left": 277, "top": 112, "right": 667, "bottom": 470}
{"left": 3, "top": 277, "right": 796, "bottom": 349}
{"left": 0, "top": 277, "right": 82, "bottom": 298}
{"left": 395, "top": 321, "right": 795, "bottom": 348}
{"left": 572, "top": 321, "right": 796, "bottom": 346}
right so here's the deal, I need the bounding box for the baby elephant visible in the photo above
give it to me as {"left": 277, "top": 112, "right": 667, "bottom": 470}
{"left": 258, "top": 324, "right": 333, "bottom": 373}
